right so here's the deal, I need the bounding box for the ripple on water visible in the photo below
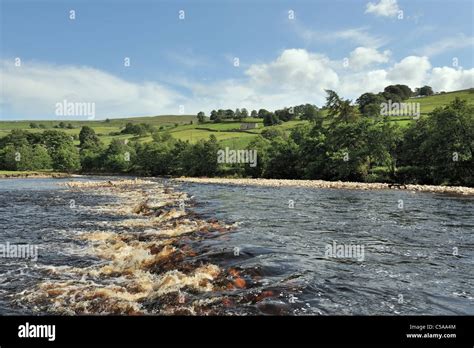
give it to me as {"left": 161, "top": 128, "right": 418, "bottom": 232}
{"left": 0, "top": 178, "right": 473, "bottom": 315}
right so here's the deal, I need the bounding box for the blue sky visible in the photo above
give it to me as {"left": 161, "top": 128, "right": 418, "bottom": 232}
{"left": 1, "top": 0, "right": 473, "bottom": 119}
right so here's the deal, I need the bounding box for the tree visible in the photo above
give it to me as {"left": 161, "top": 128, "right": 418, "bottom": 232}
{"left": 422, "top": 98, "right": 473, "bottom": 185}
{"left": 213, "top": 109, "right": 226, "bottom": 122}
{"left": 234, "top": 108, "right": 242, "bottom": 121}
{"left": 0, "top": 129, "right": 30, "bottom": 148}
{"left": 356, "top": 92, "right": 386, "bottom": 117}
{"left": 52, "top": 143, "right": 81, "bottom": 172}
{"left": 251, "top": 110, "right": 258, "bottom": 118}
{"left": 79, "top": 127, "right": 104, "bottom": 172}
{"left": 396, "top": 118, "right": 432, "bottom": 183}
{"left": 134, "top": 135, "right": 175, "bottom": 175}
{"left": 261, "top": 128, "right": 284, "bottom": 140}
{"left": 244, "top": 137, "right": 270, "bottom": 178}
{"left": 210, "top": 110, "right": 218, "bottom": 121}
{"left": 264, "top": 138, "right": 300, "bottom": 179}
{"left": 225, "top": 109, "right": 235, "bottom": 120}
{"left": 121, "top": 122, "right": 153, "bottom": 136}
{"left": 197, "top": 111, "right": 206, "bottom": 123}
{"left": 30, "top": 145, "right": 53, "bottom": 170}
{"left": 326, "top": 90, "right": 356, "bottom": 122}
{"left": 416, "top": 85, "right": 434, "bottom": 96}
{"left": 324, "top": 119, "right": 374, "bottom": 180}
{"left": 325, "top": 90, "right": 342, "bottom": 119}
{"left": 180, "top": 135, "right": 221, "bottom": 176}
{"left": 79, "top": 126, "right": 101, "bottom": 149}
{"left": 80, "top": 147, "right": 104, "bottom": 172}
{"left": 367, "top": 120, "right": 402, "bottom": 179}
{"left": 102, "top": 139, "right": 135, "bottom": 172}
{"left": 0, "top": 145, "right": 28, "bottom": 170}
{"left": 41, "top": 130, "right": 80, "bottom": 172}
{"left": 263, "top": 111, "right": 280, "bottom": 126}
{"left": 384, "top": 84, "right": 412, "bottom": 100}
{"left": 382, "top": 91, "right": 402, "bottom": 104}
{"left": 291, "top": 124, "right": 327, "bottom": 179}
{"left": 300, "top": 104, "right": 323, "bottom": 125}
{"left": 258, "top": 109, "right": 270, "bottom": 119}
{"left": 274, "top": 108, "right": 294, "bottom": 122}
{"left": 241, "top": 108, "right": 249, "bottom": 119}
{"left": 396, "top": 84, "right": 413, "bottom": 99}
{"left": 325, "top": 90, "right": 358, "bottom": 123}
{"left": 211, "top": 110, "right": 223, "bottom": 123}
{"left": 29, "top": 123, "right": 39, "bottom": 129}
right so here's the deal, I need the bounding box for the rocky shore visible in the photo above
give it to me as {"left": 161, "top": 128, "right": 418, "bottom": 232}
{"left": 174, "top": 177, "right": 474, "bottom": 196}
{"left": 0, "top": 171, "right": 71, "bottom": 179}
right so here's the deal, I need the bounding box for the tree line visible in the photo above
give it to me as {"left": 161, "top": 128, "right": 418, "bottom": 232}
{"left": 0, "top": 87, "right": 472, "bottom": 186}
{"left": 198, "top": 84, "right": 438, "bottom": 125}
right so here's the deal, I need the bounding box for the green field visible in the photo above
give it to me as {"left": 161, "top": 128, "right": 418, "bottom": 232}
{"left": 413, "top": 89, "right": 474, "bottom": 115}
{"left": 1, "top": 89, "right": 473, "bottom": 149}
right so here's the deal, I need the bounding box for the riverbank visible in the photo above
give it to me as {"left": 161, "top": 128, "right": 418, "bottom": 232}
{"left": 3, "top": 171, "right": 472, "bottom": 195}
{"left": 0, "top": 171, "right": 72, "bottom": 179}
{"left": 174, "top": 177, "right": 474, "bottom": 195}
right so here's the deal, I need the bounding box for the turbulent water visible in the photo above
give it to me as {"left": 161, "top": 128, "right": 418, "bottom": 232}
{"left": 0, "top": 177, "right": 473, "bottom": 315}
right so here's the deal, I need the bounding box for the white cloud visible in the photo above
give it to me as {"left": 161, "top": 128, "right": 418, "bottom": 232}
{"left": 1, "top": 51, "right": 472, "bottom": 119}
{"left": 418, "top": 34, "right": 474, "bottom": 57}
{"left": 245, "top": 49, "right": 339, "bottom": 92}
{"left": 295, "top": 24, "right": 387, "bottom": 48}
{"left": 339, "top": 69, "right": 389, "bottom": 97}
{"left": 429, "top": 67, "right": 474, "bottom": 92}
{"left": 348, "top": 47, "right": 391, "bottom": 70}
{"left": 0, "top": 60, "right": 184, "bottom": 118}
{"left": 387, "top": 56, "right": 431, "bottom": 86}
{"left": 186, "top": 51, "right": 467, "bottom": 110}
{"left": 165, "top": 49, "right": 211, "bottom": 68}
{"left": 365, "top": 0, "right": 400, "bottom": 18}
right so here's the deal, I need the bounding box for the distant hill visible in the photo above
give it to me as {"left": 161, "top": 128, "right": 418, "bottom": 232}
{"left": 413, "top": 88, "right": 474, "bottom": 115}
{"left": 1, "top": 89, "right": 473, "bottom": 149}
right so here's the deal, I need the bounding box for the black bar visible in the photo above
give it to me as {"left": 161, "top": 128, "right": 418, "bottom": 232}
{"left": 0, "top": 316, "right": 472, "bottom": 346}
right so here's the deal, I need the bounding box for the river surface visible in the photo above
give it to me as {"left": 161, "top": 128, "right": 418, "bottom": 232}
{"left": 0, "top": 177, "right": 473, "bottom": 315}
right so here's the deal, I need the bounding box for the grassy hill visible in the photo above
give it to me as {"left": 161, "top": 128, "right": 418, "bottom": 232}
{"left": 414, "top": 88, "right": 474, "bottom": 114}
{"left": 1, "top": 89, "right": 473, "bottom": 149}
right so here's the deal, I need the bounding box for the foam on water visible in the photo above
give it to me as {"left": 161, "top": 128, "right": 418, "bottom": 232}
{"left": 15, "top": 179, "right": 240, "bottom": 315}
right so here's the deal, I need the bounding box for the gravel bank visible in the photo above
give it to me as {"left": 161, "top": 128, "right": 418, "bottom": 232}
{"left": 174, "top": 177, "right": 474, "bottom": 195}
{"left": 0, "top": 172, "right": 71, "bottom": 179}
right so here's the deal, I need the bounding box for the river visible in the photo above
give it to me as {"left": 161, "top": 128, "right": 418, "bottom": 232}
{"left": 0, "top": 177, "right": 472, "bottom": 315}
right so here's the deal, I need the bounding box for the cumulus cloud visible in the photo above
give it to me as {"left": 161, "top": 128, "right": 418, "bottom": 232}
{"left": 365, "top": 0, "right": 400, "bottom": 18}
{"left": 387, "top": 56, "right": 432, "bottom": 86}
{"left": 245, "top": 49, "right": 339, "bottom": 92}
{"left": 0, "top": 60, "right": 184, "bottom": 118}
{"left": 429, "top": 67, "right": 474, "bottom": 91}
{"left": 187, "top": 51, "right": 469, "bottom": 110}
{"left": 348, "top": 47, "right": 391, "bottom": 70}
{"left": 1, "top": 50, "right": 473, "bottom": 119}
{"left": 339, "top": 69, "right": 389, "bottom": 97}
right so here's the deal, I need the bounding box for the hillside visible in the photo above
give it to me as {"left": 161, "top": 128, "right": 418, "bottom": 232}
{"left": 1, "top": 89, "right": 473, "bottom": 149}
{"left": 414, "top": 88, "right": 474, "bottom": 115}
